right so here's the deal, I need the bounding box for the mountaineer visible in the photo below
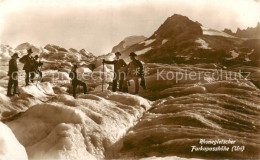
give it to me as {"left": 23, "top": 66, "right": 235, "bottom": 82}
{"left": 102, "top": 52, "right": 127, "bottom": 92}
{"left": 7, "top": 53, "right": 20, "bottom": 97}
{"left": 69, "top": 65, "right": 87, "bottom": 98}
{"left": 19, "top": 48, "right": 35, "bottom": 86}
{"left": 123, "top": 52, "right": 146, "bottom": 94}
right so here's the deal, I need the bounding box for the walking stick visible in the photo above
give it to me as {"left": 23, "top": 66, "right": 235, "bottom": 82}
{"left": 102, "top": 61, "right": 104, "bottom": 92}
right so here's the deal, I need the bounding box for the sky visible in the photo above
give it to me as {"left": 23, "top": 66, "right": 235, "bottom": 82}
{"left": 0, "top": 0, "right": 259, "bottom": 55}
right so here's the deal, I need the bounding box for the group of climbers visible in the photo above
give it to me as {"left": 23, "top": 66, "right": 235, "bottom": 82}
{"left": 7, "top": 48, "right": 146, "bottom": 98}
{"left": 7, "top": 49, "right": 43, "bottom": 96}
{"left": 103, "top": 51, "right": 146, "bottom": 95}
{"left": 69, "top": 51, "right": 146, "bottom": 97}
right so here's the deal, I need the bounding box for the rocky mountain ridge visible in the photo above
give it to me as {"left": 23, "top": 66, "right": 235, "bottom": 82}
{"left": 223, "top": 22, "right": 260, "bottom": 39}
{"left": 112, "top": 14, "right": 260, "bottom": 67}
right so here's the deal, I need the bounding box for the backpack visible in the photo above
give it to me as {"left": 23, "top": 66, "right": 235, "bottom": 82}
{"left": 19, "top": 55, "right": 27, "bottom": 63}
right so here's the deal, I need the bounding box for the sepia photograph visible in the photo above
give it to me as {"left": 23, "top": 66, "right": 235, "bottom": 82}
{"left": 0, "top": 0, "right": 259, "bottom": 159}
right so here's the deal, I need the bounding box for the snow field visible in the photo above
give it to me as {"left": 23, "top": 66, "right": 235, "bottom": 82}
{"left": 0, "top": 122, "right": 28, "bottom": 160}
{"left": 3, "top": 84, "right": 151, "bottom": 159}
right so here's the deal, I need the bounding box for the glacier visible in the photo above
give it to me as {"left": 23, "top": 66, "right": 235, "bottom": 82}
{"left": 0, "top": 44, "right": 259, "bottom": 159}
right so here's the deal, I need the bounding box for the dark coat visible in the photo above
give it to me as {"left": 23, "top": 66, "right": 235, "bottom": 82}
{"left": 8, "top": 58, "right": 18, "bottom": 76}
{"left": 127, "top": 59, "right": 143, "bottom": 76}
{"left": 104, "top": 59, "right": 127, "bottom": 72}
{"left": 20, "top": 55, "right": 34, "bottom": 71}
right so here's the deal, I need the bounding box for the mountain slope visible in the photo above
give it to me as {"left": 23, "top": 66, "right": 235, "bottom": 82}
{"left": 114, "top": 14, "right": 260, "bottom": 67}
{"left": 112, "top": 35, "right": 147, "bottom": 53}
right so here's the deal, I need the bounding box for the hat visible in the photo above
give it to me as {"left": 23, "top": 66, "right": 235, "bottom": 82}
{"left": 115, "top": 52, "right": 121, "bottom": 56}
{"left": 34, "top": 55, "right": 39, "bottom": 59}
{"left": 73, "top": 65, "right": 78, "bottom": 68}
{"left": 129, "top": 52, "right": 137, "bottom": 57}
{"left": 12, "top": 53, "right": 20, "bottom": 58}
{"left": 27, "top": 48, "right": 33, "bottom": 53}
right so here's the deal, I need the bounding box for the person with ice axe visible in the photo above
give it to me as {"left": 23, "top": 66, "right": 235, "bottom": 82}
{"left": 102, "top": 52, "right": 127, "bottom": 92}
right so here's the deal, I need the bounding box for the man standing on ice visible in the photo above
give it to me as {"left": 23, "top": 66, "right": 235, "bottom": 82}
{"left": 7, "top": 53, "right": 20, "bottom": 97}
{"left": 19, "top": 48, "right": 35, "bottom": 86}
{"left": 102, "top": 52, "right": 127, "bottom": 92}
{"left": 123, "top": 52, "right": 145, "bottom": 94}
{"left": 69, "top": 65, "right": 87, "bottom": 98}
{"left": 33, "top": 55, "right": 43, "bottom": 82}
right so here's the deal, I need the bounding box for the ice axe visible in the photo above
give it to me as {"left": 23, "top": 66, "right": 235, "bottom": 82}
{"left": 102, "top": 59, "right": 105, "bottom": 92}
